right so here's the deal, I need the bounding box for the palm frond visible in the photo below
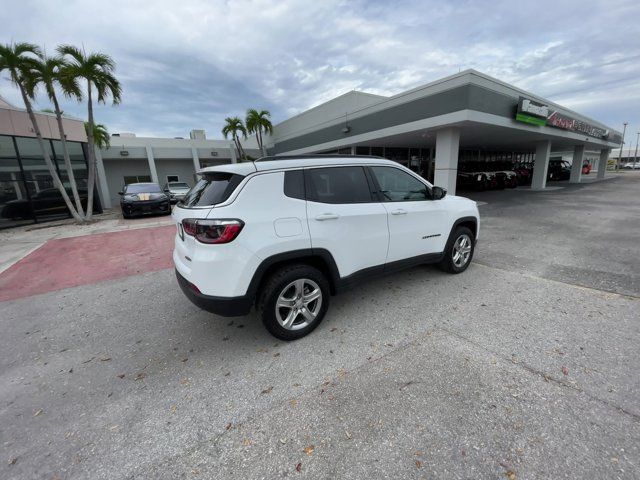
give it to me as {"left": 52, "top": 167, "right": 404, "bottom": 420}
{"left": 87, "top": 52, "right": 116, "bottom": 71}
{"left": 85, "top": 122, "right": 110, "bottom": 149}
{"left": 56, "top": 44, "right": 84, "bottom": 63}
{"left": 222, "top": 116, "right": 247, "bottom": 138}
{"left": 245, "top": 108, "right": 273, "bottom": 135}
{"left": 13, "top": 42, "right": 42, "bottom": 57}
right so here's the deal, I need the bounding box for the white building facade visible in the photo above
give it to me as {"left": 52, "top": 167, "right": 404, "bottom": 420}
{"left": 97, "top": 132, "right": 261, "bottom": 208}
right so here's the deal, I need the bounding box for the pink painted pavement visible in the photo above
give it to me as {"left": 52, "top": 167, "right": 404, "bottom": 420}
{"left": 0, "top": 225, "right": 176, "bottom": 302}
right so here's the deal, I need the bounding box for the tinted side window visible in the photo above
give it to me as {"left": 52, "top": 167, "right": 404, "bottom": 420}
{"left": 306, "top": 167, "right": 373, "bottom": 204}
{"left": 370, "top": 166, "right": 429, "bottom": 202}
{"left": 284, "top": 170, "right": 305, "bottom": 200}
{"left": 181, "top": 172, "right": 244, "bottom": 207}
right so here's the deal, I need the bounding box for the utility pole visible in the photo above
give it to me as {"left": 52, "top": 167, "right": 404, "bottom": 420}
{"left": 618, "top": 122, "right": 627, "bottom": 170}
{"left": 634, "top": 131, "right": 640, "bottom": 169}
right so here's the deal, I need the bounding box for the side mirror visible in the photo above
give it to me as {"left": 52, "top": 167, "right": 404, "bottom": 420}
{"left": 118, "top": 191, "right": 124, "bottom": 196}
{"left": 432, "top": 186, "right": 447, "bottom": 200}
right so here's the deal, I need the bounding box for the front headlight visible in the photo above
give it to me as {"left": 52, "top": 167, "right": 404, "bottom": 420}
{"left": 476, "top": 174, "right": 482, "bottom": 181}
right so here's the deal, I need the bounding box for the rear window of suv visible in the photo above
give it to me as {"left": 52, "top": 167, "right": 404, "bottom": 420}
{"left": 181, "top": 172, "right": 244, "bottom": 207}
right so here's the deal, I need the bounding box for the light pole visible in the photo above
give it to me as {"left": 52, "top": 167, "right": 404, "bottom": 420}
{"left": 618, "top": 122, "right": 627, "bottom": 170}
{"left": 634, "top": 131, "right": 639, "bottom": 169}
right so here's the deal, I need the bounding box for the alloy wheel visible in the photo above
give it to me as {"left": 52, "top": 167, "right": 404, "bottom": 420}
{"left": 452, "top": 234, "right": 472, "bottom": 268}
{"left": 275, "top": 278, "right": 323, "bottom": 330}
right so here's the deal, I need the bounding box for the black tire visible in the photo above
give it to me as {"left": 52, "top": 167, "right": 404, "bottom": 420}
{"left": 438, "top": 226, "right": 475, "bottom": 274}
{"left": 257, "top": 264, "right": 330, "bottom": 341}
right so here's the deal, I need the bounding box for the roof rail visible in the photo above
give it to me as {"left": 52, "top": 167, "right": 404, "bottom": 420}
{"left": 254, "top": 154, "right": 385, "bottom": 162}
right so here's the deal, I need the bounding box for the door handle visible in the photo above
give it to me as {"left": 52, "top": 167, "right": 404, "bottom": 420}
{"left": 391, "top": 209, "right": 408, "bottom": 215}
{"left": 315, "top": 213, "right": 340, "bottom": 221}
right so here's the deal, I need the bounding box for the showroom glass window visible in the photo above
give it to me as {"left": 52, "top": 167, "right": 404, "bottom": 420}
{"left": 52, "top": 139, "right": 89, "bottom": 213}
{"left": 14, "top": 137, "right": 69, "bottom": 222}
{"left": 370, "top": 166, "right": 430, "bottom": 202}
{"left": 305, "top": 166, "right": 373, "bottom": 204}
{"left": 52, "top": 140, "right": 88, "bottom": 191}
{"left": 0, "top": 135, "right": 32, "bottom": 228}
{"left": 0, "top": 135, "right": 94, "bottom": 229}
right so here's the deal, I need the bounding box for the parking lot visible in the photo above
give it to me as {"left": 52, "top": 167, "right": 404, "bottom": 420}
{"left": 1, "top": 173, "right": 639, "bottom": 479}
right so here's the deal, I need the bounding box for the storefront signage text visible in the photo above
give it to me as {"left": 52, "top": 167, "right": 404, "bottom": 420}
{"left": 515, "top": 96, "right": 609, "bottom": 139}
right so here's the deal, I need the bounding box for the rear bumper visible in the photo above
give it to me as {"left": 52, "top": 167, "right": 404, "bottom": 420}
{"left": 175, "top": 269, "right": 252, "bottom": 317}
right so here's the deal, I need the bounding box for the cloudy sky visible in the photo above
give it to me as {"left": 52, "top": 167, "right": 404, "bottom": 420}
{"left": 1, "top": 0, "right": 639, "bottom": 148}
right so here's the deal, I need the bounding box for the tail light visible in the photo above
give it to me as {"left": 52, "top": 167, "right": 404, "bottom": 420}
{"left": 182, "top": 219, "right": 244, "bottom": 244}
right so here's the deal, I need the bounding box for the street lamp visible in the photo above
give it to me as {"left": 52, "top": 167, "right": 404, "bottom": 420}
{"left": 618, "top": 122, "right": 627, "bottom": 170}
{"left": 634, "top": 131, "right": 640, "bottom": 169}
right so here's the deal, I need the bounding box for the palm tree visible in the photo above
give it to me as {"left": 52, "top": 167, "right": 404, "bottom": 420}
{"left": 58, "top": 45, "right": 122, "bottom": 220}
{"left": 27, "top": 54, "right": 85, "bottom": 216}
{"left": 245, "top": 109, "right": 273, "bottom": 155}
{"left": 86, "top": 122, "right": 110, "bottom": 149}
{"left": 222, "top": 117, "right": 247, "bottom": 161}
{"left": 0, "top": 42, "right": 82, "bottom": 221}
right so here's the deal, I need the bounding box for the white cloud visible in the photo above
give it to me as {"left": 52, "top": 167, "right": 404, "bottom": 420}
{"left": 1, "top": 0, "right": 638, "bottom": 138}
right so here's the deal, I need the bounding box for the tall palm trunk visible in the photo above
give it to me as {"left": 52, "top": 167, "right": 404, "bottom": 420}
{"left": 234, "top": 135, "right": 245, "bottom": 161}
{"left": 238, "top": 138, "right": 246, "bottom": 160}
{"left": 85, "top": 83, "right": 96, "bottom": 220}
{"left": 259, "top": 128, "right": 266, "bottom": 156}
{"left": 51, "top": 93, "right": 85, "bottom": 217}
{"left": 17, "top": 81, "right": 82, "bottom": 221}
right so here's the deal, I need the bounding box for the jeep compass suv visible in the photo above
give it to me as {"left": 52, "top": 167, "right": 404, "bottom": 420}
{"left": 172, "top": 155, "right": 480, "bottom": 340}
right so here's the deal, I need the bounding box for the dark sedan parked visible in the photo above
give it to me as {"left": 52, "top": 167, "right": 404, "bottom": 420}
{"left": 1, "top": 188, "right": 88, "bottom": 220}
{"left": 119, "top": 183, "right": 171, "bottom": 219}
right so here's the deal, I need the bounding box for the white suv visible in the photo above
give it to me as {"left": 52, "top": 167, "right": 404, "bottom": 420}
{"left": 172, "top": 156, "right": 480, "bottom": 340}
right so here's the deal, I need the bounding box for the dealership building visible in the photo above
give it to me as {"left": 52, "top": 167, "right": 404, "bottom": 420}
{"left": 0, "top": 95, "right": 96, "bottom": 229}
{"left": 265, "top": 70, "right": 621, "bottom": 193}
{"left": 96, "top": 132, "right": 261, "bottom": 208}
{"left": 0, "top": 70, "right": 623, "bottom": 227}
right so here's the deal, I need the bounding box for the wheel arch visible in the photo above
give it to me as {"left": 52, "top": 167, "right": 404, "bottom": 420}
{"left": 446, "top": 216, "right": 478, "bottom": 247}
{"left": 248, "top": 248, "right": 340, "bottom": 303}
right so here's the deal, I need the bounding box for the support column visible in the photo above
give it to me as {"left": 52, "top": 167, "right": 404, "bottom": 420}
{"left": 191, "top": 147, "right": 200, "bottom": 173}
{"left": 570, "top": 144, "right": 585, "bottom": 183}
{"left": 434, "top": 127, "right": 460, "bottom": 194}
{"left": 531, "top": 140, "right": 551, "bottom": 190}
{"left": 229, "top": 142, "right": 237, "bottom": 163}
{"left": 145, "top": 145, "right": 159, "bottom": 184}
{"left": 597, "top": 148, "right": 610, "bottom": 180}
{"left": 94, "top": 147, "right": 111, "bottom": 208}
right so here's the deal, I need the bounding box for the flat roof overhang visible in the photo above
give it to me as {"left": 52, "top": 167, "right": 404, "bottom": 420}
{"left": 274, "top": 110, "right": 620, "bottom": 155}
{"left": 271, "top": 71, "right": 620, "bottom": 155}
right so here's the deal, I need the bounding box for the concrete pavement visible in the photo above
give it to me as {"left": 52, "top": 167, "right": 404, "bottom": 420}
{"left": 1, "top": 173, "right": 639, "bottom": 479}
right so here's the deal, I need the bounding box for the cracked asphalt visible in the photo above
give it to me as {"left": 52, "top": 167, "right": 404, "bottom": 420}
{"left": 1, "top": 173, "right": 639, "bottom": 479}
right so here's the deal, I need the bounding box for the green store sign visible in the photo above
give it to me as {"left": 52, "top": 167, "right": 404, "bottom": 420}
{"left": 515, "top": 96, "right": 610, "bottom": 139}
